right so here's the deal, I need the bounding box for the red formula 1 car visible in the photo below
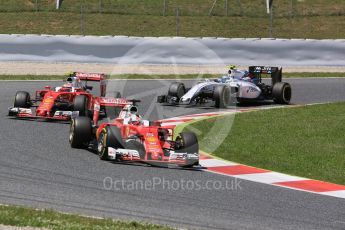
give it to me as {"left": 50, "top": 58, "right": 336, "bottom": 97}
{"left": 69, "top": 100, "right": 199, "bottom": 168}
{"left": 8, "top": 72, "right": 121, "bottom": 121}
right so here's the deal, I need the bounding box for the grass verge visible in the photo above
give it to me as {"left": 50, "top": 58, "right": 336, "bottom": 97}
{"left": 0, "top": 204, "right": 171, "bottom": 230}
{"left": 182, "top": 103, "right": 345, "bottom": 185}
{"left": 0, "top": 11, "right": 345, "bottom": 39}
{"left": 0, "top": 72, "right": 344, "bottom": 80}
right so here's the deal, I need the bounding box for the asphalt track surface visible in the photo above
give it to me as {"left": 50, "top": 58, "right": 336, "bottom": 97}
{"left": 1, "top": 78, "right": 345, "bottom": 230}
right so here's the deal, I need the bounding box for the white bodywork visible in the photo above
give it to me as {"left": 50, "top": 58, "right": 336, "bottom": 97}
{"left": 8, "top": 107, "right": 80, "bottom": 118}
{"left": 53, "top": 111, "right": 79, "bottom": 118}
{"left": 180, "top": 81, "right": 220, "bottom": 104}
{"left": 107, "top": 147, "right": 198, "bottom": 162}
{"left": 179, "top": 76, "right": 262, "bottom": 104}
{"left": 227, "top": 78, "right": 262, "bottom": 99}
{"left": 169, "top": 152, "right": 199, "bottom": 161}
{"left": 107, "top": 147, "right": 140, "bottom": 160}
{"left": 229, "top": 69, "right": 247, "bottom": 79}
{"left": 54, "top": 86, "right": 81, "bottom": 92}
{"left": 8, "top": 107, "right": 33, "bottom": 115}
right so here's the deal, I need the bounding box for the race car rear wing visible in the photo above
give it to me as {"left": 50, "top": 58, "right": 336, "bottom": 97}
{"left": 98, "top": 97, "right": 130, "bottom": 107}
{"left": 92, "top": 97, "right": 131, "bottom": 125}
{"left": 71, "top": 72, "right": 108, "bottom": 97}
{"left": 74, "top": 72, "right": 108, "bottom": 81}
{"left": 248, "top": 66, "right": 282, "bottom": 86}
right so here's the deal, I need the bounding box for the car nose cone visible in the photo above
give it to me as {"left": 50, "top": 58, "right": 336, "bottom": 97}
{"left": 180, "top": 97, "right": 190, "bottom": 104}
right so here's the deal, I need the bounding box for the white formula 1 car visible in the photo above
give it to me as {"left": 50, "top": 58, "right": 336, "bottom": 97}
{"left": 157, "top": 66, "right": 292, "bottom": 108}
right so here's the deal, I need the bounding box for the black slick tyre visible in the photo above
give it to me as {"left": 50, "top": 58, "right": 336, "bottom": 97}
{"left": 176, "top": 132, "right": 199, "bottom": 167}
{"left": 168, "top": 82, "right": 186, "bottom": 99}
{"left": 97, "top": 126, "right": 124, "bottom": 160}
{"left": 213, "top": 85, "right": 230, "bottom": 108}
{"left": 272, "top": 82, "right": 292, "bottom": 104}
{"left": 73, "top": 95, "right": 89, "bottom": 116}
{"left": 176, "top": 132, "right": 199, "bottom": 154}
{"left": 14, "top": 91, "right": 31, "bottom": 108}
{"left": 69, "top": 117, "right": 92, "bottom": 148}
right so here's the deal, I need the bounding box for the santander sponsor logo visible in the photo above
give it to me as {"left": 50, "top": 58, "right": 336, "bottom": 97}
{"left": 100, "top": 97, "right": 127, "bottom": 104}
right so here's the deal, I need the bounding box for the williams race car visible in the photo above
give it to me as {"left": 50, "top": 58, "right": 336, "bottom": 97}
{"left": 8, "top": 72, "right": 123, "bottom": 121}
{"left": 69, "top": 100, "right": 199, "bottom": 168}
{"left": 157, "top": 66, "right": 292, "bottom": 108}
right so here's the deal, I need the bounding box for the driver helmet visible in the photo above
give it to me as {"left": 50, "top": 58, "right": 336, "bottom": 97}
{"left": 129, "top": 105, "right": 138, "bottom": 115}
{"left": 63, "top": 76, "right": 81, "bottom": 88}
{"left": 66, "top": 72, "right": 75, "bottom": 77}
{"left": 227, "top": 65, "right": 237, "bottom": 75}
{"left": 126, "top": 105, "right": 141, "bottom": 124}
{"left": 66, "top": 76, "right": 73, "bottom": 84}
{"left": 228, "top": 65, "right": 236, "bottom": 70}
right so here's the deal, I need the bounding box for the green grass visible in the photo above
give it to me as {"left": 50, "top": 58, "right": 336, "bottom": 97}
{"left": 0, "top": 72, "right": 344, "bottom": 80}
{"left": 0, "top": 204, "right": 171, "bottom": 230}
{"left": 183, "top": 103, "right": 345, "bottom": 185}
{"left": 3, "top": 0, "right": 345, "bottom": 17}
{"left": 0, "top": 0, "right": 344, "bottom": 38}
{"left": 1, "top": 11, "right": 345, "bottom": 38}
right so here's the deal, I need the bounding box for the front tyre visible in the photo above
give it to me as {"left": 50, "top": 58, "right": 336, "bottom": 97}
{"left": 176, "top": 132, "right": 199, "bottom": 154}
{"left": 97, "top": 126, "right": 124, "bottom": 160}
{"left": 176, "top": 132, "right": 199, "bottom": 167}
{"left": 168, "top": 82, "right": 186, "bottom": 99}
{"left": 14, "top": 91, "right": 31, "bottom": 108}
{"left": 272, "top": 82, "right": 292, "bottom": 104}
{"left": 69, "top": 117, "right": 92, "bottom": 148}
{"left": 213, "top": 85, "right": 231, "bottom": 108}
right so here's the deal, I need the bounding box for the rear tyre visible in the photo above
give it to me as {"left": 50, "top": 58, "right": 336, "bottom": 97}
{"left": 73, "top": 95, "right": 89, "bottom": 116}
{"left": 213, "top": 85, "right": 231, "bottom": 108}
{"left": 272, "top": 82, "right": 292, "bottom": 104}
{"left": 168, "top": 82, "right": 186, "bottom": 99}
{"left": 97, "top": 126, "right": 125, "bottom": 160}
{"left": 14, "top": 91, "right": 31, "bottom": 108}
{"left": 69, "top": 117, "right": 92, "bottom": 148}
{"left": 125, "top": 139, "right": 146, "bottom": 159}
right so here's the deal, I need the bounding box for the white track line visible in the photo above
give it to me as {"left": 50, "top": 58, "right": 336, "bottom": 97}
{"left": 234, "top": 172, "right": 307, "bottom": 184}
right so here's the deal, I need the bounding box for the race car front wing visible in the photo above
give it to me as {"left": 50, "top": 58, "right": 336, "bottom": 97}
{"left": 107, "top": 147, "right": 199, "bottom": 167}
{"left": 157, "top": 95, "right": 179, "bottom": 104}
{"left": 8, "top": 107, "right": 79, "bottom": 120}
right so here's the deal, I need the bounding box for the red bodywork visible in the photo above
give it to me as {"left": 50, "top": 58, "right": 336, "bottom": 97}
{"left": 68, "top": 99, "right": 199, "bottom": 166}
{"left": 97, "top": 119, "right": 173, "bottom": 161}
{"left": 29, "top": 89, "right": 94, "bottom": 120}
{"left": 94, "top": 117, "right": 198, "bottom": 166}
{"left": 11, "top": 72, "right": 111, "bottom": 121}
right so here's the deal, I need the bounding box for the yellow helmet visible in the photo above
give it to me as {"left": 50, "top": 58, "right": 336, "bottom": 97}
{"left": 227, "top": 65, "right": 236, "bottom": 70}
{"left": 65, "top": 71, "right": 75, "bottom": 77}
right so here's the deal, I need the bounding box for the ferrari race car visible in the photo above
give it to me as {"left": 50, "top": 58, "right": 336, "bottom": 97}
{"left": 8, "top": 72, "right": 123, "bottom": 121}
{"left": 69, "top": 100, "right": 199, "bottom": 168}
{"left": 157, "top": 66, "right": 292, "bottom": 108}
